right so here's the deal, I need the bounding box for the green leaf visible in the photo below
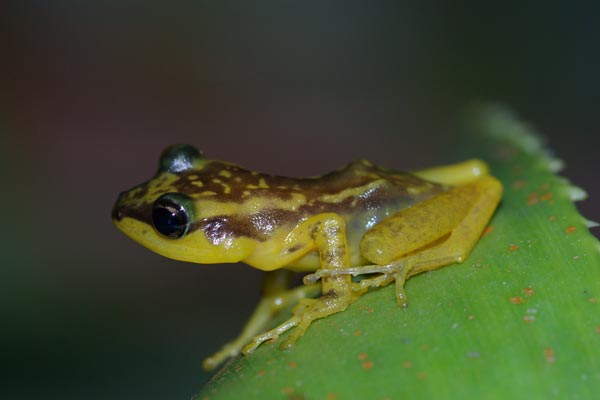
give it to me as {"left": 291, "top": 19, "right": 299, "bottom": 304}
{"left": 195, "top": 105, "right": 600, "bottom": 400}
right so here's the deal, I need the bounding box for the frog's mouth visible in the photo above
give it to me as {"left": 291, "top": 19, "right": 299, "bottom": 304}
{"left": 113, "top": 216, "right": 172, "bottom": 255}
{"left": 113, "top": 214, "right": 252, "bottom": 265}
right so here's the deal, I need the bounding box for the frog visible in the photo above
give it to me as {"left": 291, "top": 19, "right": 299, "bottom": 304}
{"left": 112, "top": 144, "right": 502, "bottom": 371}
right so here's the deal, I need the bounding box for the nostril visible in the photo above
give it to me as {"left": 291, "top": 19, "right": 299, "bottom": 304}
{"left": 112, "top": 192, "right": 128, "bottom": 221}
{"left": 112, "top": 205, "right": 124, "bottom": 221}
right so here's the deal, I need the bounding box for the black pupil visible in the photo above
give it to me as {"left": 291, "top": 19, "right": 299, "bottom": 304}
{"left": 152, "top": 202, "right": 189, "bottom": 239}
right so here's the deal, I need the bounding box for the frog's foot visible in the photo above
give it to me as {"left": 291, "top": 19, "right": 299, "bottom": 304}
{"left": 346, "top": 263, "right": 411, "bottom": 307}
{"left": 243, "top": 284, "right": 366, "bottom": 354}
{"left": 304, "top": 263, "right": 414, "bottom": 307}
{"left": 203, "top": 339, "right": 248, "bottom": 371}
{"left": 202, "top": 283, "right": 320, "bottom": 371}
{"left": 353, "top": 272, "right": 395, "bottom": 290}
{"left": 394, "top": 265, "right": 411, "bottom": 307}
{"left": 241, "top": 299, "right": 313, "bottom": 355}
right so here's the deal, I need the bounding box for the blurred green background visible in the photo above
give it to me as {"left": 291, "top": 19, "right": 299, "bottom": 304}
{"left": 2, "top": 1, "right": 598, "bottom": 399}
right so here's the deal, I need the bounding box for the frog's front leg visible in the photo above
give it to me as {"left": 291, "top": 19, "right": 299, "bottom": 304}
{"left": 202, "top": 270, "right": 319, "bottom": 371}
{"left": 242, "top": 213, "right": 367, "bottom": 354}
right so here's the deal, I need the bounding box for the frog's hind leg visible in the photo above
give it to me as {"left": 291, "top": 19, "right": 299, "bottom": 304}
{"left": 412, "top": 159, "right": 490, "bottom": 186}
{"left": 387, "top": 175, "right": 502, "bottom": 306}
{"left": 202, "top": 270, "right": 319, "bottom": 371}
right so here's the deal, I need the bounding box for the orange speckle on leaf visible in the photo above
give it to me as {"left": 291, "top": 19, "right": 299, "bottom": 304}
{"left": 565, "top": 226, "right": 577, "bottom": 234}
{"left": 481, "top": 226, "right": 494, "bottom": 238}
{"left": 288, "top": 362, "right": 297, "bottom": 369}
{"left": 544, "top": 348, "right": 556, "bottom": 363}
{"left": 357, "top": 352, "right": 368, "bottom": 360}
{"left": 257, "top": 370, "right": 266, "bottom": 377}
{"left": 420, "top": 345, "right": 429, "bottom": 351}
{"left": 540, "top": 192, "right": 553, "bottom": 201}
{"left": 595, "top": 326, "right": 600, "bottom": 334}
{"left": 417, "top": 371, "right": 426, "bottom": 380}
{"left": 354, "top": 330, "right": 363, "bottom": 336}
{"left": 403, "top": 361, "right": 413, "bottom": 368}
{"left": 281, "top": 387, "right": 294, "bottom": 395}
{"left": 326, "top": 393, "right": 338, "bottom": 400}
{"left": 362, "top": 360, "right": 374, "bottom": 370}
{"left": 266, "top": 358, "right": 276, "bottom": 365}
{"left": 527, "top": 192, "right": 539, "bottom": 206}
{"left": 548, "top": 215, "right": 556, "bottom": 221}
{"left": 510, "top": 296, "right": 524, "bottom": 304}
{"left": 589, "top": 297, "right": 597, "bottom": 304}
{"left": 509, "top": 244, "right": 519, "bottom": 252}
{"left": 522, "top": 287, "right": 535, "bottom": 297}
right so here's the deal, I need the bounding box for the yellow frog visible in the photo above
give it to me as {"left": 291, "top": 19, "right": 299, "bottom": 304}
{"left": 112, "top": 145, "right": 502, "bottom": 370}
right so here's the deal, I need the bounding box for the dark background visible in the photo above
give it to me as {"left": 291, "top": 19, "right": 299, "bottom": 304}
{"left": 2, "top": 2, "right": 598, "bottom": 399}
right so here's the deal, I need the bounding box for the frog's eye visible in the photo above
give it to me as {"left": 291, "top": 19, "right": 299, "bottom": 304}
{"left": 152, "top": 193, "right": 195, "bottom": 239}
{"left": 158, "top": 144, "right": 203, "bottom": 173}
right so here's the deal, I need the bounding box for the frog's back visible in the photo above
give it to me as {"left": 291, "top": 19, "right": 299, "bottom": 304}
{"left": 146, "top": 158, "right": 446, "bottom": 217}
{"left": 187, "top": 159, "right": 447, "bottom": 222}
{"left": 285, "top": 159, "right": 444, "bottom": 215}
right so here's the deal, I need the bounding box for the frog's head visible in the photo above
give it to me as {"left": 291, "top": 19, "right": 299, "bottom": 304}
{"left": 112, "top": 144, "right": 253, "bottom": 264}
